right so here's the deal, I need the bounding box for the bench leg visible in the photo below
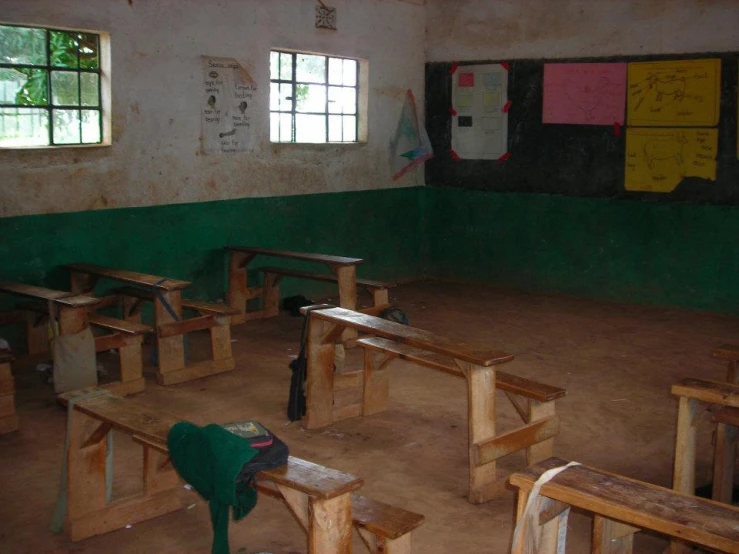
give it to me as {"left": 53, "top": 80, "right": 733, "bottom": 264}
{"left": 727, "top": 360, "right": 739, "bottom": 384}
{"left": 226, "top": 251, "right": 252, "bottom": 324}
{"left": 308, "top": 493, "right": 352, "bottom": 554}
{"left": 527, "top": 400, "right": 556, "bottom": 466}
{"left": 512, "top": 490, "right": 564, "bottom": 554}
{"left": 357, "top": 528, "right": 412, "bottom": 554}
{"left": 153, "top": 291, "right": 186, "bottom": 384}
{"left": 0, "top": 361, "right": 18, "bottom": 434}
{"left": 460, "top": 361, "right": 501, "bottom": 503}
{"left": 362, "top": 350, "right": 390, "bottom": 416}
{"left": 333, "top": 265, "right": 358, "bottom": 346}
{"left": 261, "top": 273, "right": 281, "bottom": 318}
{"left": 593, "top": 516, "right": 636, "bottom": 554}
{"left": 370, "top": 288, "right": 389, "bottom": 308}
{"left": 670, "top": 396, "right": 699, "bottom": 554}
{"left": 25, "top": 312, "right": 49, "bottom": 354}
{"left": 210, "top": 316, "right": 235, "bottom": 366}
{"left": 305, "top": 318, "right": 340, "bottom": 429}
{"left": 143, "top": 446, "right": 180, "bottom": 494}
{"left": 67, "top": 409, "right": 109, "bottom": 540}
{"left": 712, "top": 422, "right": 738, "bottom": 503}
{"left": 122, "top": 296, "right": 143, "bottom": 324}
{"left": 58, "top": 305, "right": 89, "bottom": 335}
{"left": 116, "top": 336, "right": 145, "bottom": 395}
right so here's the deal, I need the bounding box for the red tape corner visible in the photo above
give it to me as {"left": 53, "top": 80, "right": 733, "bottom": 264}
{"left": 614, "top": 122, "right": 622, "bottom": 137}
{"left": 448, "top": 106, "right": 458, "bottom": 116}
{"left": 502, "top": 100, "right": 512, "bottom": 113}
{"left": 500, "top": 61, "right": 510, "bottom": 71}
{"left": 497, "top": 152, "right": 511, "bottom": 165}
{"left": 450, "top": 149, "right": 461, "bottom": 161}
{"left": 449, "top": 62, "right": 459, "bottom": 75}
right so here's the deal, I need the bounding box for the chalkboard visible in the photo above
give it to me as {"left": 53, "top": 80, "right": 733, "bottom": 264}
{"left": 425, "top": 53, "right": 739, "bottom": 204}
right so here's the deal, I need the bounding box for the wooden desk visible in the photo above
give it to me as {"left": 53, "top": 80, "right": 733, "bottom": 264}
{"left": 303, "top": 306, "right": 518, "bottom": 503}
{"left": 509, "top": 457, "right": 739, "bottom": 554}
{"left": 63, "top": 263, "right": 234, "bottom": 385}
{"left": 59, "top": 389, "right": 424, "bottom": 554}
{"left": 225, "top": 246, "right": 364, "bottom": 325}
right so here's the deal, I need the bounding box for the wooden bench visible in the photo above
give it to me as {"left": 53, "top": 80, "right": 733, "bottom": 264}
{"left": 670, "top": 378, "right": 739, "bottom": 554}
{"left": 358, "top": 336, "right": 565, "bottom": 477}
{"left": 225, "top": 247, "right": 373, "bottom": 335}
{"left": 0, "top": 280, "right": 100, "bottom": 345}
{"left": 0, "top": 351, "right": 18, "bottom": 434}
{"left": 14, "top": 301, "right": 152, "bottom": 396}
{"left": 301, "top": 305, "right": 536, "bottom": 504}
{"left": 509, "top": 457, "right": 739, "bottom": 554}
{"left": 63, "top": 263, "right": 236, "bottom": 386}
{"left": 712, "top": 343, "right": 739, "bottom": 383}
{"left": 59, "top": 389, "right": 424, "bottom": 554}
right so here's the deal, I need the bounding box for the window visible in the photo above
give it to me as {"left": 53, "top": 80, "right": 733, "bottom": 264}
{"left": 0, "top": 23, "right": 108, "bottom": 147}
{"left": 270, "top": 50, "right": 364, "bottom": 143}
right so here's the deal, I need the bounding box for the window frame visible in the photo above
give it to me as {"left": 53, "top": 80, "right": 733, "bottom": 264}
{"left": 270, "top": 49, "right": 367, "bottom": 145}
{"left": 0, "top": 21, "right": 111, "bottom": 149}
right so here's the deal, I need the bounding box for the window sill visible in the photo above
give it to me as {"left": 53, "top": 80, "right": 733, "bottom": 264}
{"left": 0, "top": 142, "right": 112, "bottom": 151}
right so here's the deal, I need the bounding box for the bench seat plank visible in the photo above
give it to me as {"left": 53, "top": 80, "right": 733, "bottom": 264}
{"left": 262, "top": 456, "right": 363, "bottom": 500}
{"left": 0, "top": 280, "right": 99, "bottom": 308}
{"left": 88, "top": 313, "right": 152, "bottom": 335}
{"left": 510, "top": 457, "right": 739, "bottom": 553}
{"left": 311, "top": 307, "right": 513, "bottom": 367}
{"left": 180, "top": 299, "right": 240, "bottom": 316}
{"left": 358, "top": 337, "right": 565, "bottom": 402}
{"left": 351, "top": 494, "right": 425, "bottom": 540}
{"left": 64, "top": 263, "right": 190, "bottom": 291}
{"left": 713, "top": 344, "right": 739, "bottom": 361}
{"left": 671, "top": 378, "right": 739, "bottom": 408}
{"left": 258, "top": 266, "right": 394, "bottom": 290}
{"left": 227, "top": 246, "right": 363, "bottom": 266}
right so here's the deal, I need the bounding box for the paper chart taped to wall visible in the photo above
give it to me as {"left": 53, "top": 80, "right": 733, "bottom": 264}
{"left": 627, "top": 58, "right": 721, "bottom": 127}
{"left": 201, "top": 56, "right": 257, "bottom": 155}
{"left": 451, "top": 63, "right": 508, "bottom": 160}
{"left": 543, "top": 63, "right": 627, "bottom": 125}
{"left": 624, "top": 128, "right": 718, "bottom": 192}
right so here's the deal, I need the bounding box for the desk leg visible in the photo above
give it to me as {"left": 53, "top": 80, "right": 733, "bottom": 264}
{"left": 333, "top": 266, "right": 358, "bottom": 346}
{"left": 669, "top": 396, "right": 698, "bottom": 554}
{"left": 308, "top": 493, "right": 352, "bottom": 554}
{"left": 58, "top": 306, "right": 89, "bottom": 335}
{"left": 305, "top": 318, "right": 339, "bottom": 429}
{"left": 226, "top": 252, "right": 254, "bottom": 325}
{"left": 460, "top": 361, "right": 499, "bottom": 503}
{"left": 153, "top": 291, "right": 185, "bottom": 384}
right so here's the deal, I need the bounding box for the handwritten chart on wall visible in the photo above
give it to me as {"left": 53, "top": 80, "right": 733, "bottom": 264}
{"left": 201, "top": 56, "right": 258, "bottom": 155}
{"left": 451, "top": 64, "right": 508, "bottom": 159}
{"left": 627, "top": 58, "right": 721, "bottom": 127}
{"left": 543, "top": 63, "right": 627, "bottom": 125}
{"left": 625, "top": 128, "right": 718, "bottom": 192}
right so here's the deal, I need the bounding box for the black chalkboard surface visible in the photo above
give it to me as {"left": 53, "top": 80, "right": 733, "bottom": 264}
{"left": 425, "top": 54, "right": 739, "bottom": 205}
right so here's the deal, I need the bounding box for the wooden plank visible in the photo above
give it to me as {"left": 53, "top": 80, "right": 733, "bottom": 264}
{"left": 357, "top": 337, "right": 564, "bottom": 401}
{"left": 227, "top": 246, "right": 364, "bottom": 266}
{"left": 305, "top": 318, "right": 339, "bottom": 429}
{"left": 94, "top": 333, "right": 126, "bottom": 352}
{"left": 472, "top": 416, "right": 559, "bottom": 466}
{"left": 88, "top": 313, "right": 152, "bottom": 335}
{"left": 258, "top": 456, "right": 363, "bottom": 500}
{"left": 257, "top": 266, "right": 394, "bottom": 290}
{"left": 64, "top": 392, "right": 177, "bottom": 446}
{"left": 68, "top": 489, "right": 184, "bottom": 541}
{"left": 527, "top": 400, "right": 557, "bottom": 465}
{"left": 333, "top": 403, "right": 362, "bottom": 422}
{"left": 154, "top": 290, "right": 185, "bottom": 377}
{"left": 351, "top": 494, "right": 425, "bottom": 540}
{"left": 333, "top": 370, "right": 363, "bottom": 392}
{"left": 712, "top": 406, "right": 739, "bottom": 427}
{"left": 157, "top": 314, "right": 218, "bottom": 338}
{"left": 210, "top": 318, "right": 233, "bottom": 362}
{"left": 226, "top": 250, "right": 255, "bottom": 321}
{"left": 181, "top": 299, "right": 240, "bottom": 316}
{"left": 363, "top": 350, "right": 390, "bottom": 416}
{"left": 63, "top": 263, "right": 191, "bottom": 291}
{"left": 101, "top": 377, "right": 146, "bottom": 397}
{"left": 334, "top": 265, "right": 359, "bottom": 345}
{"left": 712, "top": 423, "right": 738, "bottom": 504}
{"left": 712, "top": 344, "right": 739, "bottom": 361}
{"left": 313, "top": 308, "right": 513, "bottom": 367}
{"left": 0, "top": 280, "right": 99, "bottom": 307}
{"left": 671, "top": 378, "right": 739, "bottom": 408}
{"left": 156, "top": 357, "right": 233, "bottom": 386}
{"left": 672, "top": 397, "right": 699, "bottom": 496}
{"left": 593, "top": 516, "right": 637, "bottom": 554}
{"left": 510, "top": 457, "right": 739, "bottom": 554}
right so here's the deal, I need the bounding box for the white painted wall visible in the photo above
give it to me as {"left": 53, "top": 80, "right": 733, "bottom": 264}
{"left": 426, "top": 0, "right": 739, "bottom": 61}
{"left": 0, "top": 0, "right": 426, "bottom": 217}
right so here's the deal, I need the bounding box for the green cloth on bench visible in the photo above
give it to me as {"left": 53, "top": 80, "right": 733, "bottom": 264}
{"left": 168, "top": 421, "right": 259, "bottom": 554}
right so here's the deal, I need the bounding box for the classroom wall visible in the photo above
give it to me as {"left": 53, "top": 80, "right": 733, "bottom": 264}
{"left": 426, "top": 0, "right": 739, "bottom": 62}
{"left": 0, "top": 0, "right": 426, "bottom": 217}
{"left": 421, "top": 0, "right": 739, "bottom": 316}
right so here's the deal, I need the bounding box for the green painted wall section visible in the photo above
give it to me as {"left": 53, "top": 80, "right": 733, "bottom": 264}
{"left": 0, "top": 187, "right": 426, "bottom": 320}
{"left": 424, "top": 187, "right": 739, "bottom": 315}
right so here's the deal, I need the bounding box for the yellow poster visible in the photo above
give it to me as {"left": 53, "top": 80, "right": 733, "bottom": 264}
{"left": 627, "top": 58, "right": 721, "bottom": 126}
{"left": 625, "top": 128, "right": 718, "bottom": 192}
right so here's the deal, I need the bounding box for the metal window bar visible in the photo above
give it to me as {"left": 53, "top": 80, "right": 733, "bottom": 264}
{"left": 0, "top": 24, "right": 103, "bottom": 146}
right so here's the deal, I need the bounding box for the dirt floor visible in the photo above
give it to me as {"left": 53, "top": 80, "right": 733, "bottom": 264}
{"left": 1, "top": 279, "right": 738, "bottom": 554}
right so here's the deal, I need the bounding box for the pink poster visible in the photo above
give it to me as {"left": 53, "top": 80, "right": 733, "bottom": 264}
{"left": 543, "top": 63, "right": 627, "bottom": 125}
